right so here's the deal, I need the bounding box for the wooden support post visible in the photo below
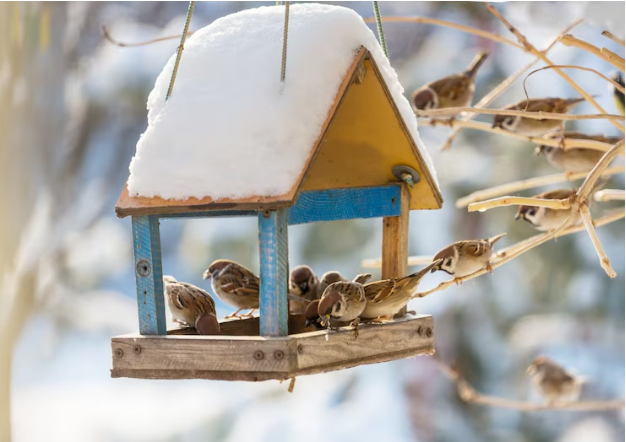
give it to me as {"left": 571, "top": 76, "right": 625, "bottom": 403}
{"left": 382, "top": 185, "right": 410, "bottom": 317}
{"left": 131, "top": 215, "right": 166, "bottom": 335}
{"left": 258, "top": 209, "right": 289, "bottom": 337}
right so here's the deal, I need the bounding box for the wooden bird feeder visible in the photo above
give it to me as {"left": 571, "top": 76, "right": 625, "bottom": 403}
{"left": 111, "top": 47, "right": 443, "bottom": 381}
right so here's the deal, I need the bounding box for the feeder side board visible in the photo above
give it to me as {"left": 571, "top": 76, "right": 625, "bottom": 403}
{"left": 132, "top": 215, "right": 166, "bottom": 335}
{"left": 258, "top": 209, "right": 289, "bottom": 337}
{"left": 382, "top": 185, "right": 410, "bottom": 317}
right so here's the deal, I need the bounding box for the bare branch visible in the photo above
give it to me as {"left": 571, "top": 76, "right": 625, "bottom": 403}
{"left": 523, "top": 65, "right": 625, "bottom": 95}
{"left": 416, "top": 107, "right": 624, "bottom": 121}
{"left": 559, "top": 34, "right": 624, "bottom": 71}
{"left": 361, "top": 255, "right": 432, "bottom": 269}
{"left": 594, "top": 189, "right": 625, "bottom": 202}
{"left": 102, "top": 25, "right": 195, "bottom": 48}
{"left": 468, "top": 196, "right": 571, "bottom": 213}
{"left": 602, "top": 30, "right": 625, "bottom": 47}
{"left": 580, "top": 204, "right": 616, "bottom": 277}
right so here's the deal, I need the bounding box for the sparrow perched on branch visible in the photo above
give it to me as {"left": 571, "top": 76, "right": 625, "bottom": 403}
{"left": 611, "top": 71, "right": 624, "bottom": 116}
{"left": 431, "top": 233, "right": 507, "bottom": 282}
{"left": 203, "top": 259, "right": 260, "bottom": 318}
{"left": 535, "top": 132, "right": 621, "bottom": 173}
{"left": 411, "top": 51, "right": 489, "bottom": 112}
{"left": 288, "top": 265, "right": 320, "bottom": 315}
{"left": 527, "top": 356, "right": 584, "bottom": 404}
{"left": 515, "top": 188, "right": 579, "bottom": 231}
{"left": 318, "top": 273, "right": 371, "bottom": 335}
{"left": 163, "top": 276, "right": 220, "bottom": 335}
{"left": 360, "top": 260, "right": 443, "bottom": 320}
{"left": 493, "top": 97, "right": 585, "bottom": 137}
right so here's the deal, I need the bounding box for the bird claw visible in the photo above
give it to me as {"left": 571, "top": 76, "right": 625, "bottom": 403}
{"left": 453, "top": 278, "right": 463, "bottom": 285}
{"left": 239, "top": 309, "right": 257, "bottom": 319}
{"left": 351, "top": 319, "right": 360, "bottom": 340}
{"left": 486, "top": 262, "right": 494, "bottom": 274}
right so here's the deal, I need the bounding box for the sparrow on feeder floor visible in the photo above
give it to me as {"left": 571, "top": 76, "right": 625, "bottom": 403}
{"left": 318, "top": 273, "right": 371, "bottom": 337}
{"left": 534, "top": 132, "right": 621, "bottom": 173}
{"left": 515, "top": 188, "right": 579, "bottom": 231}
{"left": 527, "top": 356, "right": 584, "bottom": 404}
{"left": 360, "top": 260, "right": 443, "bottom": 320}
{"left": 203, "top": 259, "right": 260, "bottom": 319}
{"left": 289, "top": 265, "right": 320, "bottom": 315}
{"left": 492, "top": 97, "right": 586, "bottom": 137}
{"left": 317, "top": 271, "right": 347, "bottom": 297}
{"left": 412, "top": 52, "right": 489, "bottom": 113}
{"left": 163, "top": 276, "right": 220, "bottom": 335}
{"left": 431, "top": 233, "right": 507, "bottom": 283}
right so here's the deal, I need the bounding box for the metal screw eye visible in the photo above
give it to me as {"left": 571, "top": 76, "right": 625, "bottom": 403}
{"left": 133, "top": 345, "right": 142, "bottom": 355}
{"left": 114, "top": 348, "right": 124, "bottom": 358}
{"left": 254, "top": 350, "right": 265, "bottom": 360}
{"left": 274, "top": 350, "right": 285, "bottom": 360}
{"left": 136, "top": 259, "right": 151, "bottom": 277}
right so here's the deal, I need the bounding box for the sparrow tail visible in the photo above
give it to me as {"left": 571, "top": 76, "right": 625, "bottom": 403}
{"left": 464, "top": 51, "right": 489, "bottom": 78}
{"left": 488, "top": 232, "right": 507, "bottom": 246}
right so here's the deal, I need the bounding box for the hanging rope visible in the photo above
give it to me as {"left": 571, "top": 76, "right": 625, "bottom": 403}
{"left": 372, "top": 1, "right": 389, "bottom": 58}
{"left": 280, "top": 2, "right": 290, "bottom": 84}
{"left": 166, "top": 1, "right": 195, "bottom": 101}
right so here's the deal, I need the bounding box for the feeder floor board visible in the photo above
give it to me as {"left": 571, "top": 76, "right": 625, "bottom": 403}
{"left": 111, "top": 315, "right": 434, "bottom": 381}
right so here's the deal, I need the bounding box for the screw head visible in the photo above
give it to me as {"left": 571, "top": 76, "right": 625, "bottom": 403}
{"left": 274, "top": 350, "right": 285, "bottom": 360}
{"left": 133, "top": 345, "right": 142, "bottom": 355}
{"left": 136, "top": 259, "right": 151, "bottom": 277}
{"left": 297, "top": 344, "right": 304, "bottom": 354}
{"left": 417, "top": 326, "right": 423, "bottom": 336}
{"left": 426, "top": 327, "right": 433, "bottom": 338}
{"left": 114, "top": 348, "right": 124, "bottom": 358}
{"left": 254, "top": 350, "right": 265, "bottom": 360}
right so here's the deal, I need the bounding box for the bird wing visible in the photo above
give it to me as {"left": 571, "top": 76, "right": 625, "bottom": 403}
{"left": 364, "top": 280, "right": 396, "bottom": 304}
{"left": 459, "top": 240, "right": 488, "bottom": 257}
{"left": 219, "top": 263, "right": 260, "bottom": 298}
{"left": 170, "top": 282, "right": 216, "bottom": 315}
{"left": 537, "top": 188, "right": 577, "bottom": 200}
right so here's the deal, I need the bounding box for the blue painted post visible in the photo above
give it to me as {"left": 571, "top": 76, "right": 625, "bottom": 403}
{"left": 131, "top": 215, "right": 167, "bottom": 335}
{"left": 258, "top": 209, "right": 289, "bottom": 337}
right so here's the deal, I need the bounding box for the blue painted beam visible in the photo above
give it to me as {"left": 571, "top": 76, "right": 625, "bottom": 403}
{"left": 159, "top": 210, "right": 257, "bottom": 219}
{"left": 132, "top": 215, "right": 167, "bottom": 335}
{"left": 288, "top": 185, "right": 402, "bottom": 225}
{"left": 258, "top": 209, "right": 289, "bottom": 337}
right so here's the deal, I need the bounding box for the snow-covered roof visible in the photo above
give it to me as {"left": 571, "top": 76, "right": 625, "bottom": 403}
{"left": 121, "top": 4, "right": 440, "bottom": 213}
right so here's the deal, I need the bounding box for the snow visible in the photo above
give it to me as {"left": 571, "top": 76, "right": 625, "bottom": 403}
{"left": 127, "top": 3, "right": 439, "bottom": 201}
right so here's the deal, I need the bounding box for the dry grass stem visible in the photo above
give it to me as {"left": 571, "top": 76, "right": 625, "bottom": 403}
{"left": 416, "top": 107, "right": 624, "bottom": 121}
{"left": 436, "top": 361, "right": 625, "bottom": 412}
{"left": 601, "top": 47, "right": 626, "bottom": 70}
{"left": 362, "top": 16, "right": 523, "bottom": 49}
{"left": 102, "top": 26, "right": 196, "bottom": 47}
{"left": 361, "top": 255, "right": 432, "bottom": 269}
{"left": 426, "top": 119, "right": 620, "bottom": 152}
{"left": 559, "top": 34, "right": 624, "bottom": 71}
{"left": 456, "top": 167, "right": 625, "bottom": 208}
{"left": 468, "top": 196, "right": 571, "bottom": 213}
{"left": 602, "top": 30, "right": 625, "bottom": 47}
{"left": 594, "top": 189, "right": 625, "bottom": 202}
{"left": 440, "top": 19, "right": 583, "bottom": 151}
{"left": 578, "top": 141, "right": 625, "bottom": 197}
{"left": 579, "top": 204, "right": 617, "bottom": 277}
{"left": 524, "top": 65, "right": 626, "bottom": 95}
{"left": 287, "top": 377, "right": 296, "bottom": 393}
{"left": 483, "top": 3, "right": 625, "bottom": 133}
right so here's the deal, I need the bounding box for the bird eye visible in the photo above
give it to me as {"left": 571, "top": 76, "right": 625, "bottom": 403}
{"left": 335, "top": 302, "right": 342, "bottom": 311}
{"left": 445, "top": 259, "right": 452, "bottom": 266}
{"left": 528, "top": 209, "right": 536, "bottom": 216}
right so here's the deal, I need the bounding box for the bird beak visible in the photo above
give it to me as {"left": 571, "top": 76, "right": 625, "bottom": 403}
{"left": 492, "top": 120, "right": 500, "bottom": 129}
{"left": 305, "top": 319, "right": 312, "bottom": 328}
{"left": 431, "top": 265, "right": 441, "bottom": 273}
{"left": 515, "top": 212, "right": 523, "bottom": 221}
{"left": 533, "top": 146, "right": 542, "bottom": 156}
{"left": 299, "top": 282, "right": 308, "bottom": 292}
{"left": 202, "top": 270, "right": 211, "bottom": 280}
{"left": 527, "top": 364, "right": 537, "bottom": 376}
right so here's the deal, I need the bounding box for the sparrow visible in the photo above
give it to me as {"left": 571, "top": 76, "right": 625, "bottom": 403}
{"left": 431, "top": 233, "right": 507, "bottom": 282}
{"left": 317, "top": 271, "right": 346, "bottom": 297}
{"left": 318, "top": 273, "right": 371, "bottom": 335}
{"left": 288, "top": 265, "right": 320, "bottom": 315}
{"left": 412, "top": 51, "right": 489, "bottom": 112}
{"left": 163, "top": 275, "right": 220, "bottom": 335}
{"left": 360, "top": 260, "right": 443, "bottom": 320}
{"left": 493, "top": 97, "right": 586, "bottom": 137}
{"left": 203, "top": 259, "right": 260, "bottom": 318}
{"left": 534, "top": 132, "right": 622, "bottom": 172}
{"left": 611, "top": 71, "right": 624, "bottom": 116}
{"left": 527, "top": 356, "right": 584, "bottom": 404}
{"left": 515, "top": 188, "right": 579, "bottom": 231}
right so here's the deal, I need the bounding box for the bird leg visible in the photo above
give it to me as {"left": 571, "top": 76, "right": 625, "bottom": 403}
{"left": 351, "top": 318, "right": 360, "bottom": 340}
{"left": 239, "top": 309, "right": 257, "bottom": 318}
{"left": 486, "top": 261, "right": 494, "bottom": 274}
{"left": 453, "top": 277, "right": 464, "bottom": 285}
{"left": 224, "top": 308, "right": 244, "bottom": 319}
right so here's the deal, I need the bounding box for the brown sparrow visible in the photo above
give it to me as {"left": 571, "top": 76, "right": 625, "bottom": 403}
{"left": 202, "top": 259, "right": 260, "bottom": 318}
{"left": 318, "top": 273, "right": 371, "bottom": 328}
{"left": 527, "top": 356, "right": 584, "bottom": 404}
{"left": 412, "top": 51, "right": 489, "bottom": 112}
{"left": 493, "top": 97, "right": 585, "bottom": 137}
{"left": 515, "top": 188, "right": 579, "bottom": 231}
{"left": 360, "top": 260, "right": 443, "bottom": 320}
{"left": 288, "top": 265, "right": 320, "bottom": 315}
{"left": 317, "top": 271, "right": 346, "bottom": 297}
{"left": 163, "top": 276, "right": 220, "bottom": 335}
{"left": 303, "top": 299, "right": 351, "bottom": 330}
{"left": 534, "top": 132, "right": 621, "bottom": 172}
{"left": 431, "top": 233, "right": 507, "bottom": 282}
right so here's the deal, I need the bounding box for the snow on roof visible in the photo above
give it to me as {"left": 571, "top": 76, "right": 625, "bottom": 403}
{"left": 127, "top": 3, "right": 439, "bottom": 201}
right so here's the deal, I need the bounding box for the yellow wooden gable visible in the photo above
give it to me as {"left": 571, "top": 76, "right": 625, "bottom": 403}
{"left": 115, "top": 47, "right": 442, "bottom": 218}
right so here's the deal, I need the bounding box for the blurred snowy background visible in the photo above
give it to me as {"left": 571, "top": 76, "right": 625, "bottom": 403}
{"left": 0, "top": 2, "right": 624, "bottom": 442}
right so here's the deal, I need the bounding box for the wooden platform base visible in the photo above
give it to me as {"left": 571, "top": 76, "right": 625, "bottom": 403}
{"left": 111, "top": 315, "right": 435, "bottom": 381}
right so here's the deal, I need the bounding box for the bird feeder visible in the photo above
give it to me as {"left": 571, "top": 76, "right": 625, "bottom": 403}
{"left": 111, "top": 16, "right": 442, "bottom": 380}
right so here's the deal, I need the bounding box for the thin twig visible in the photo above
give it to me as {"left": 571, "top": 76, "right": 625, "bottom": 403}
{"left": 523, "top": 65, "right": 626, "bottom": 96}
{"left": 594, "top": 189, "right": 625, "bottom": 202}
{"left": 426, "top": 119, "right": 620, "bottom": 152}
{"left": 440, "top": 19, "right": 583, "bottom": 151}
{"left": 484, "top": 3, "right": 625, "bottom": 133}
{"left": 416, "top": 107, "right": 624, "bottom": 121}
{"left": 601, "top": 47, "right": 626, "bottom": 71}
{"left": 559, "top": 34, "right": 624, "bottom": 71}
{"left": 602, "top": 30, "right": 625, "bottom": 47}
{"left": 102, "top": 26, "right": 195, "bottom": 48}
{"left": 362, "top": 16, "right": 523, "bottom": 49}
{"left": 579, "top": 204, "right": 616, "bottom": 277}
{"left": 456, "top": 167, "right": 625, "bottom": 208}
{"left": 468, "top": 196, "right": 570, "bottom": 213}
{"left": 436, "top": 360, "right": 625, "bottom": 412}
{"left": 361, "top": 255, "right": 432, "bottom": 269}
